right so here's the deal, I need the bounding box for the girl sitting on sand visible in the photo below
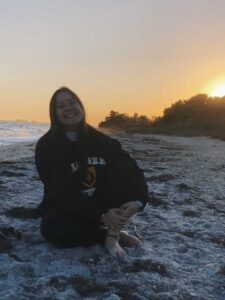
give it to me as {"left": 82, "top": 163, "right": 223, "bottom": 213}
{"left": 35, "top": 87, "right": 148, "bottom": 258}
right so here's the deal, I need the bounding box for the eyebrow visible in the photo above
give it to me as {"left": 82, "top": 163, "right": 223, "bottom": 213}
{"left": 56, "top": 98, "right": 77, "bottom": 105}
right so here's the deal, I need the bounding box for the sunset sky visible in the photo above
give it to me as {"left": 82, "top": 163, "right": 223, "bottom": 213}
{"left": 1, "top": 0, "right": 225, "bottom": 126}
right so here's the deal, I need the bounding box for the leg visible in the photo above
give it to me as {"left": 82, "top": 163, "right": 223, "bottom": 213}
{"left": 102, "top": 163, "right": 142, "bottom": 257}
{"left": 40, "top": 210, "right": 106, "bottom": 248}
{"left": 103, "top": 201, "right": 142, "bottom": 257}
{"left": 106, "top": 162, "right": 137, "bottom": 209}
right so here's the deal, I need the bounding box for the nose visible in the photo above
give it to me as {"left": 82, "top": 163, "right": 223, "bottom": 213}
{"left": 64, "top": 103, "right": 74, "bottom": 112}
{"left": 64, "top": 105, "right": 71, "bottom": 112}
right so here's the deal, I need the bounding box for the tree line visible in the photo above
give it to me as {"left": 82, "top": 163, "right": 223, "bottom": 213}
{"left": 99, "top": 110, "right": 152, "bottom": 132}
{"left": 99, "top": 94, "right": 225, "bottom": 139}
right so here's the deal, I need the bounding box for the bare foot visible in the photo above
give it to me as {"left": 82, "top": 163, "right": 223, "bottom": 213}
{"left": 119, "top": 231, "right": 142, "bottom": 248}
{"left": 105, "top": 236, "right": 125, "bottom": 258}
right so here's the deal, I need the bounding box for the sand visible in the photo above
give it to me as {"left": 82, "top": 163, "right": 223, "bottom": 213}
{"left": 0, "top": 134, "right": 225, "bottom": 300}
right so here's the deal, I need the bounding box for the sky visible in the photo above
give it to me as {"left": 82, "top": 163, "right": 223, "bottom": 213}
{"left": 1, "top": 0, "right": 225, "bottom": 126}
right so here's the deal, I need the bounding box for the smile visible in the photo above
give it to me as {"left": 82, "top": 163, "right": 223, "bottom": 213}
{"left": 64, "top": 114, "right": 76, "bottom": 118}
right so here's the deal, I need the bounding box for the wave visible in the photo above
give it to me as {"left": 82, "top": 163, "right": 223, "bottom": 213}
{"left": 0, "top": 120, "right": 49, "bottom": 146}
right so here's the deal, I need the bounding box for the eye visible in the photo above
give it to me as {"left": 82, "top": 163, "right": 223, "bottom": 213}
{"left": 56, "top": 104, "right": 64, "bottom": 109}
{"left": 69, "top": 100, "right": 77, "bottom": 106}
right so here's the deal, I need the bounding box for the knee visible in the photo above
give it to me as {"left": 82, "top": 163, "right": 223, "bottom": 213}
{"left": 40, "top": 212, "right": 54, "bottom": 242}
{"left": 40, "top": 211, "right": 65, "bottom": 246}
{"left": 107, "top": 164, "right": 137, "bottom": 206}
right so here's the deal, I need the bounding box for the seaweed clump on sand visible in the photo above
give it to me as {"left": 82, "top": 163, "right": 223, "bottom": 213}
{"left": 6, "top": 207, "right": 38, "bottom": 219}
{"left": 210, "top": 235, "right": 225, "bottom": 247}
{"left": 148, "top": 194, "right": 168, "bottom": 208}
{"left": 0, "top": 226, "right": 22, "bottom": 253}
{"left": 49, "top": 275, "right": 108, "bottom": 297}
{"left": 122, "top": 259, "right": 169, "bottom": 276}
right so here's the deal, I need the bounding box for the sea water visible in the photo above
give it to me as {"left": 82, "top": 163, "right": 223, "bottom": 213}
{"left": 0, "top": 120, "right": 49, "bottom": 146}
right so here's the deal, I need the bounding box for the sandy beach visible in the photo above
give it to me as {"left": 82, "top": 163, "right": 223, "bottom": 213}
{"left": 1, "top": 134, "right": 225, "bottom": 300}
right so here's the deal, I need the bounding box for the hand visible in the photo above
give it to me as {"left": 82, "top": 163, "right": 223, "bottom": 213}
{"left": 102, "top": 208, "right": 128, "bottom": 231}
{"left": 120, "top": 201, "right": 141, "bottom": 218}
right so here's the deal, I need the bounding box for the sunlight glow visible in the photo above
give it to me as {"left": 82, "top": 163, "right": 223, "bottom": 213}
{"left": 202, "top": 77, "right": 225, "bottom": 98}
{"left": 209, "top": 84, "right": 225, "bottom": 97}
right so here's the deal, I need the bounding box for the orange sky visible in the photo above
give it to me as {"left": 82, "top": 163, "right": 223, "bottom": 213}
{"left": 1, "top": 1, "right": 225, "bottom": 126}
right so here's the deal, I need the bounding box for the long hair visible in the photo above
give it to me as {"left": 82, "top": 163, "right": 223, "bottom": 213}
{"left": 49, "top": 87, "right": 88, "bottom": 183}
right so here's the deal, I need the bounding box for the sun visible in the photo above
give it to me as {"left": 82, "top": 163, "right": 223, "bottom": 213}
{"left": 209, "top": 84, "right": 225, "bottom": 97}
{"left": 203, "top": 77, "right": 225, "bottom": 97}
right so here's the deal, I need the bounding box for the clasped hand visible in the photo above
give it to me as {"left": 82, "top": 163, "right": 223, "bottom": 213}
{"left": 102, "top": 201, "right": 140, "bottom": 231}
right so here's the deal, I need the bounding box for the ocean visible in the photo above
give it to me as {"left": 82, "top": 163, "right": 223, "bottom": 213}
{"left": 0, "top": 120, "right": 49, "bottom": 146}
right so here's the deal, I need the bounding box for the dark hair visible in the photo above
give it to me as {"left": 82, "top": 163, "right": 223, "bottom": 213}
{"left": 49, "top": 87, "right": 88, "bottom": 182}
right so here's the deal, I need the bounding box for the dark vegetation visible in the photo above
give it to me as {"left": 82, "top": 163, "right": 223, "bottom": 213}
{"left": 99, "top": 94, "right": 225, "bottom": 140}
{"left": 99, "top": 110, "right": 152, "bottom": 132}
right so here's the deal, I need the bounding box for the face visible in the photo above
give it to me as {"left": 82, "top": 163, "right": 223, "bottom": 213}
{"left": 55, "top": 91, "right": 84, "bottom": 129}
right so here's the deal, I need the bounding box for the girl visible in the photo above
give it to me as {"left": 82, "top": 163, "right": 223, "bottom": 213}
{"left": 35, "top": 87, "right": 148, "bottom": 258}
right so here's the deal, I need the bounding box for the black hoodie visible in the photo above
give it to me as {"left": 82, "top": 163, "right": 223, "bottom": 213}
{"left": 35, "top": 125, "right": 148, "bottom": 221}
